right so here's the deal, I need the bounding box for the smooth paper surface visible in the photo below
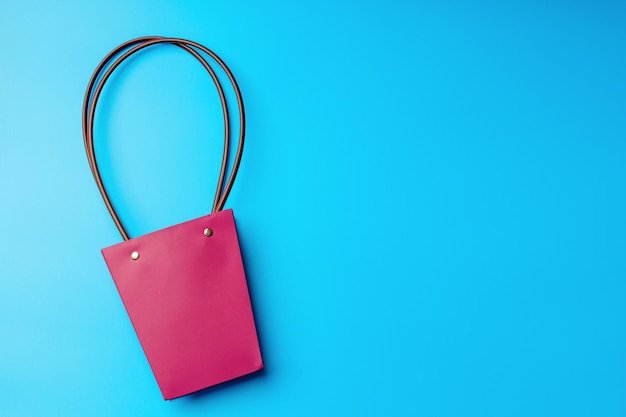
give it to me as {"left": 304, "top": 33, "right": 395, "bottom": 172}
{"left": 102, "top": 209, "right": 262, "bottom": 399}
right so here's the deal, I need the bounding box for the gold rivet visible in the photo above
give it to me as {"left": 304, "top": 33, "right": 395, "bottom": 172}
{"left": 131, "top": 251, "right": 140, "bottom": 260}
{"left": 203, "top": 228, "right": 213, "bottom": 237}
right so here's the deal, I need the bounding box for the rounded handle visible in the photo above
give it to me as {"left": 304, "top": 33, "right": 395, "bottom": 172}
{"left": 82, "top": 37, "right": 245, "bottom": 240}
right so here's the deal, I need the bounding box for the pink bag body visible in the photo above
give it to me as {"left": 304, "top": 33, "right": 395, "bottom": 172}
{"left": 82, "top": 37, "right": 263, "bottom": 400}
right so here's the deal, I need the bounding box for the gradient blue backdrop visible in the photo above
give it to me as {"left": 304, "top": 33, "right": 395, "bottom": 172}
{"left": 1, "top": 1, "right": 625, "bottom": 416}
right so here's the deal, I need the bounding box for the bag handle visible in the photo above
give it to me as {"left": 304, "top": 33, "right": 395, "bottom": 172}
{"left": 82, "top": 37, "right": 245, "bottom": 241}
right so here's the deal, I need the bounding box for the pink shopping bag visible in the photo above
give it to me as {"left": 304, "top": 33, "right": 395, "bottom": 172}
{"left": 82, "top": 37, "right": 263, "bottom": 400}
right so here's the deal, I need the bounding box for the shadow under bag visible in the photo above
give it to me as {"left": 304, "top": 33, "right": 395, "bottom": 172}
{"left": 82, "top": 36, "right": 263, "bottom": 400}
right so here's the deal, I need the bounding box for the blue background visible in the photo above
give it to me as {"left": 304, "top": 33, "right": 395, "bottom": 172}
{"left": 1, "top": 1, "right": 625, "bottom": 416}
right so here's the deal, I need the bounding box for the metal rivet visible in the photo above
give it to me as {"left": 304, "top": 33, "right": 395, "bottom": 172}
{"left": 204, "top": 228, "right": 213, "bottom": 237}
{"left": 131, "top": 251, "right": 140, "bottom": 260}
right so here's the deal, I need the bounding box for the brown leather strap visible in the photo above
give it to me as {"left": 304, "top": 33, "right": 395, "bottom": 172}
{"left": 82, "top": 37, "right": 245, "bottom": 240}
